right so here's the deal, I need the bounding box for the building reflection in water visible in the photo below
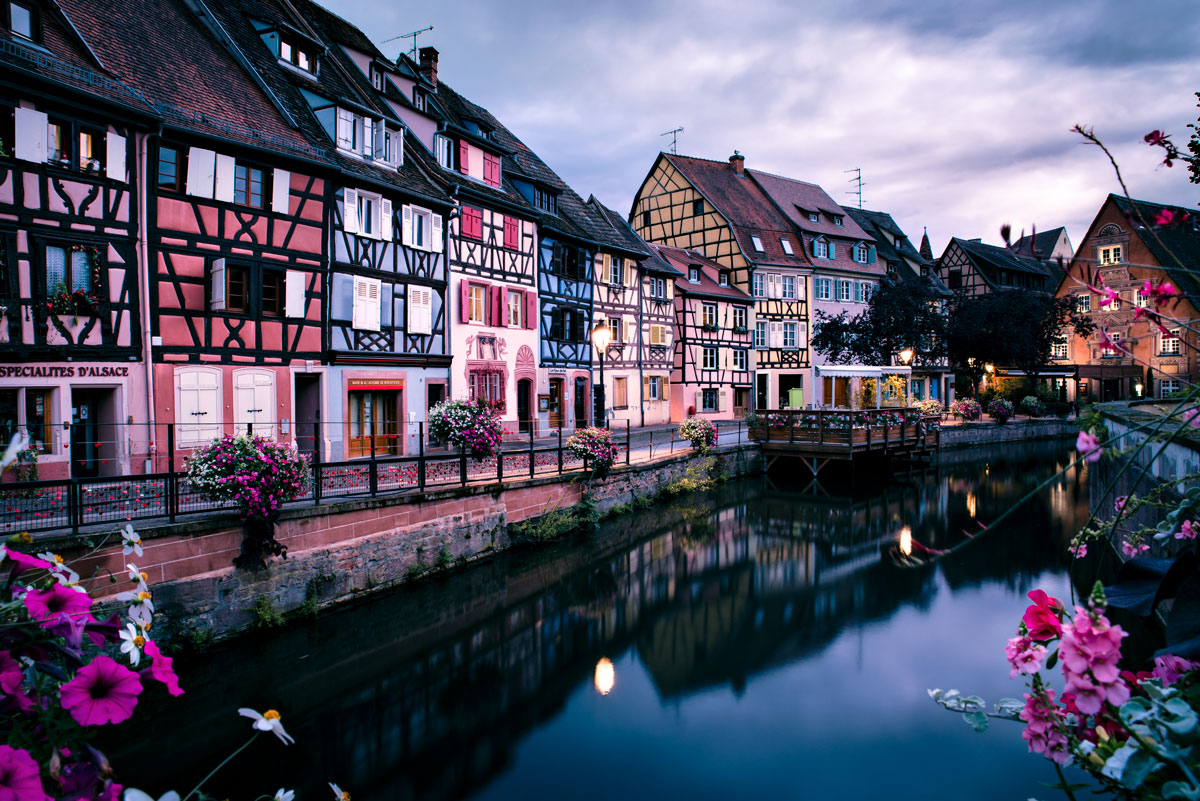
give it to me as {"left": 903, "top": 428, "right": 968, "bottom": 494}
{"left": 111, "top": 440, "right": 1086, "bottom": 801}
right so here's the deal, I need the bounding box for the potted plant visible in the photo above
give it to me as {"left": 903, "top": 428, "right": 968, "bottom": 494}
{"left": 915, "top": 399, "right": 944, "bottom": 417}
{"left": 1019, "top": 395, "right": 1045, "bottom": 418}
{"left": 566, "top": 426, "right": 619, "bottom": 479}
{"left": 950, "top": 398, "right": 982, "bottom": 421}
{"left": 428, "top": 398, "right": 504, "bottom": 459}
{"left": 987, "top": 397, "right": 1014, "bottom": 424}
{"left": 679, "top": 416, "right": 719, "bottom": 454}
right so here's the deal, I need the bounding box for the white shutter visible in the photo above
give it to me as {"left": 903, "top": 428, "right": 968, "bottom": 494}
{"left": 380, "top": 198, "right": 394, "bottom": 241}
{"left": 235, "top": 370, "right": 276, "bottom": 440}
{"left": 285, "top": 270, "right": 305, "bottom": 318}
{"left": 186, "top": 147, "right": 216, "bottom": 198}
{"left": 431, "top": 213, "right": 443, "bottom": 253}
{"left": 410, "top": 287, "right": 432, "bottom": 335}
{"left": 106, "top": 133, "right": 126, "bottom": 182}
{"left": 401, "top": 204, "right": 414, "bottom": 247}
{"left": 336, "top": 108, "right": 354, "bottom": 149}
{"left": 214, "top": 154, "right": 236, "bottom": 202}
{"left": 210, "top": 258, "right": 226, "bottom": 310}
{"left": 373, "top": 120, "right": 387, "bottom": 160}
{"left": 797, "top": 323, "right": 808, "bottom": 349}
{"left": 626, "top": 320, "right": 635, "bottom": 343}
{"left": 366, "top": 278, "right": 381, "bottom": 331}
{"left": 360, "top": 117, "right": 373, "bottom": 157}
{"left": 272, "top": 169, "right": 290, "bottom": 213}
{"left": 718, "top": 389, "right": 728, "bottom": 412}
{"left": 352, "top": 276, "right": 382, "bottom": 332}
{"left": 14, "top": 107, "right": 47, "bottom": 163}
{"left": 342, "top": 188, "right": 359, "bottom": 234}
{"left": 177, "top": 369, "right": 221, "bottom": 443}
{"left": 770, "top": 321, "right": 783, "bottom": 348}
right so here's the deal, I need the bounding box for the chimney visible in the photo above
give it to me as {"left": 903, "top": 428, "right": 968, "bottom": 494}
{"left": 418, "top": 46, "right": 439, "bottom": 89}
{"left": 729, "top": 150, "right": 744, "bottom": 176}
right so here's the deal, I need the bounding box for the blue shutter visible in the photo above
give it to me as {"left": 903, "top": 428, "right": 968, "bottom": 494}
{"left": 812, "top": 237, "right": 819, "bottom": 257}
{"left": 867, "top": 245, "right": 876, "bottom": 264}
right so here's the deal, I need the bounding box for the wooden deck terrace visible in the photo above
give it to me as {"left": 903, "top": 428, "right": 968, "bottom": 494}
{"left": 750, "top": 408, "right": 941, "bottom": 475}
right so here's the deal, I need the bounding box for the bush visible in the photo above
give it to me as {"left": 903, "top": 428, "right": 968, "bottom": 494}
{"left": 679, "top": 417, "right": 719, "bottom": 454}
{"left": 428, "top": 398, "right": 504, "bottom": 458}
{"left": 951, "top": 398, "right": 982, "bottom": 420}
{"left": 566, "top": 427, "right": 619, "bottom": 478}
{"left": 186, "top": 434, "right": 309, "bottom": 519}
{"left": 988, "top": 397, "right": 1014, "bottom": 423}
{"left": 1019, "top": 395, "right": 1045, "bottom": 417}
{"left": 915, "top": 399, "right": 944, "bottom": 416}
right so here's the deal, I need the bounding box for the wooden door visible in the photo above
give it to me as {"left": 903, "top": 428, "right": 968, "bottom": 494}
{"left": 517, "top": 379, "right": 532, "bottom": 433}
{"left": 548, "top": 378, "right": 563, "bottom": 430}
{"left": 234, "top": 369, "right": 275, "bottom": 439}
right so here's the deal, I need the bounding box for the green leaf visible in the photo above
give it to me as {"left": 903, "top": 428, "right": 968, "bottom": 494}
{"left": 1161, "top": 697, "right": 1200, "bottom": 736}
{"left": 1045, "top": 648, "right": 1059, "bottom": 670}
{"left": 1100, "top": 742, "right": 1137, "bottom": 781}
{"left": 963, "top": 710, "right": 988, "bottom": 732}
{"left": 1163, "top": 781, "right": 1200, "bottom": 801}
{"left": 1121, "top": 748, "right": 1162, "bottom": 788}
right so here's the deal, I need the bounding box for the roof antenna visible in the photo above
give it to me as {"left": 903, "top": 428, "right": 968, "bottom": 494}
{"left": 382, "top": 26, "right": 434, "bottom": 61}
{"left": 660, "top": 126, "right": 684, "bottom": 155}
{"left": 844, "top": 167, "right": 864, "bottom": 209}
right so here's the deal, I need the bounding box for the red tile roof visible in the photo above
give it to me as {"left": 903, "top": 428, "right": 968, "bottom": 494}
{"left": 651, "top": 244, "right": 753, "bottom": 303}
{"left": 749, "top": 170, "right": 872, "bottom": 240}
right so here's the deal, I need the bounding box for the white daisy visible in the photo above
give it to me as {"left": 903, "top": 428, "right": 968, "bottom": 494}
{"left": 329, "top": 783, "right": 350, "bottom": 801}
{"left": 123, "top": 790, "right": 180, "bottom": 801}
{"left": 121, "top": 524, "right": 144, "bottom": 558}
{"left": 118, "top": 622, "right": 145, "bottom": 666}
{"left": 274, "top": 790, "right": 295, "bottom": 801}
{"left": 237, "top": 707, "right": 295, "bottom": 745}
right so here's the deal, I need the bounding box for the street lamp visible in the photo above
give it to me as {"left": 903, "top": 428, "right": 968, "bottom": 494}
{"left": 591, "top": 322, "right": 612, "bottom": 428}
{"left": 898, "top": 347, "right": 914, "bottom": 365}
{"left": 984, "top": 363, "right": 995, "bottom": 374}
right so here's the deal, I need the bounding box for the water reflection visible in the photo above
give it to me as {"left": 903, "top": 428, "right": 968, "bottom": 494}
{"left": 112, "top": 441, "right": 1090, "bottom": 801}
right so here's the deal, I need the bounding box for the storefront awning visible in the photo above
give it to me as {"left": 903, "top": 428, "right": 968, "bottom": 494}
{"left": 816, "top": 365, "right": 912, "bottom": 378}
{"left": 1076, "top": 365, "right": 1143, "bottom": 379}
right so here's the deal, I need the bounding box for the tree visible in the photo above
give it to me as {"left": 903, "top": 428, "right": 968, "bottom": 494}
{"left": 811, "top": 276, "right": 948, "bottom": 367}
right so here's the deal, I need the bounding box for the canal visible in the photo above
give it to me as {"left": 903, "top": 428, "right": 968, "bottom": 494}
{"left": 112, "top": 440, "right": 1092, "bottom": 800}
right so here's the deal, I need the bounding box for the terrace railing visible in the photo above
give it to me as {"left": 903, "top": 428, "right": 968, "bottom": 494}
{"left": 748, "top": 408, "right": 942, "bottom": 456}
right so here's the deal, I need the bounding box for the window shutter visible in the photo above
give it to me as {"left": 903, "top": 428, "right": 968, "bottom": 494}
{"left": 666, "top": 281, "right": 674, "bottom": 301}
{"left": 458, "top": 140, "right": 469, "bottom": 174}
{"left": 352, "top": 276, "right": 366, "bottom": 329}
{"left": 504, "top": 216, "right": 518, "bottom": 250}
{"left": 342, "top": 188, "right": 359, "bottom": 234}
{"left": 662, "top": 380, "right": 670, "bottom": 402}
{"left": 414, "top": 288, "right": 432, "bottom": 335}
{"left": 186, "top": 147, "right": 216, "bottom": 198}
{"left": 626, "top": 320, "right": 635, "bottom": 343}
{"left": 460, "top": 280, "right": 470, "bottom": 324}
{"left": 352, "top": 277, "right": 382, "bottom": 331}
{"left": 214, "top": 154, "right": 236, "bottom": 202}
{"left": 811, "top": 237, "right": 819, "bottom": 257}
{"left": 525, "top": 291, "right": 537, "bottom": 330}
{"left": 827, "top": 242, "right": 836, "bottom": 260}
{"left": 106, "top": 133, "right": 126, "bottom": 182}
{"left": 643, "top": 376, "right": 651, "bottom": 402}
{"left": 285, "top": 270, "right": 305, "bottom": 317}
{"left": 336, "top": 108, "right": 354, "bottom": 149}
{"left": 432, "top": 213, "right": 444, "bottom": 253}
{"left": 272, "top": 169, "right": 290, "bottom": 213}
{"left": 867, "top": 245, "right": 876, "bottom": 264}
{"left": 718, "top": 389, "right": 728, "bottom": 412}
{"left": 401, "top": 204, "right": 413, "bottom": 247}
{"left": 367, "top": 278, "right": 381, "bottom": 331}
{"left": 210, "top": 258, "right": 226, "bottom": 310}
{"left": 373, "top": 121, "right": 387, "bottom": 160}
{"left": 798, "top": 323, "right": 808, "bottom": 349}
{"left": 770, "top": 321, "right": 782, "bottom": 348}
{"left": 380, "top": 198, "right": 394, "bottom": 241}
{"left": 576, "top": 311, "right": 588, "bottom": 343}
{"left": 488, "top": 284, "right": 501, "bottom": 326}
{"left": 14, "top": 107, "right": 47, "bottom": 163}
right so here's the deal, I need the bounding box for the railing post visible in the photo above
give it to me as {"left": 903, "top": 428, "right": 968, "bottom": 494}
{"left": 818, "top": 410, "right": 825, "bottom": 445}
{"left": 369, "top": 418, "right": 378, "bottom": 497}
{"left": 738, "top": 421, "right": 742, "bottom": 445}
{"left": 69, "top": 479, "right": 80, "bottom": 534}
{"left": 557, "top": 426, "right": 563, "bottom": 474}
{"left": 167, "top": 423, "right": 176, "bottom": 523}
{"left": 649, "top": 430, "right": 654, "bottom": 460}
{"left": 626, "top": 419, "right": 631, "bottom": 465}
{"left": 312, "top": 428, "right": 323, "bottom": 506}
{"left": 419, "top": 422, "right": 426, "bottom": 493}
{"left": 497, "top": 429, "right": 504, "bottom": 483}
{"left": 459, "top": 443, "right": 467, "bottom": 487}
{"left": 789, "top": 409, "right": 796, "bottom": 444}
{"left": 528, "top": 421, "right": 535, "bottom": 479}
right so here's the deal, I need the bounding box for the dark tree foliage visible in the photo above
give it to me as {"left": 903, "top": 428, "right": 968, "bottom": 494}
{"left": 1189, "top": 91, "right": 1200, "bottom": 186}
{"left": 811, "top": 277, "right": 948, "bottom": 367}
{"left": 947, "top": 290, "right": 1096, "bottom": 392}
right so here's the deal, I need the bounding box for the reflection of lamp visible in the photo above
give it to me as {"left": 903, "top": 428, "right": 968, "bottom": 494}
{"left": 594, "top": 657, "right": 615, "bottom": 695}
{"left": 985, "top": 363, "right": 995, "bottom": 374}
{"left": 591, "top": 323, "right": 612, "bottom": 428}
{"left": 1135, "top": 382, "right": 1144, "bottom": 397}
{"left": 899, "top": 525, "right": 912, "bottom": 556}
{"left": 898, "top": 348, "right": 914, "bottom": 365}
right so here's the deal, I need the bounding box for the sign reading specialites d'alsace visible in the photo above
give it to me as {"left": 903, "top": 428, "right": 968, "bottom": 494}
{"left": 0, "top": 365, "right": 133, "bottom": 378}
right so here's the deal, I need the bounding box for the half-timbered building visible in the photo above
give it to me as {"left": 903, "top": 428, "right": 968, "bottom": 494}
{"left": 1055, "top": 195, "right": 1200, "bottom": 403}
{"left": 65, "top": 0, "right": 330, "bottom": 467}
{"left": 934, "top": 237, "right": 1059, "bottom": 296}
{"left": 0, "top": 4, "right": 159, "bottom": 479}
{"left": 652, "top": 245, "right": 753, "bottom": 420}
{"left": 631, "top": 152, "right": 810, "bottom": 413}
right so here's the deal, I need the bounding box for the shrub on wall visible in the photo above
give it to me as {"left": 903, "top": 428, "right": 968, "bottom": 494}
{"left": 566, "top": 427, "right": 619, "bottom": 478}
{"left": 428, "top": 398, "right": 504, "bottom": 459}
{"left": 679, "top": 417, "right": 719, "bottom": 455}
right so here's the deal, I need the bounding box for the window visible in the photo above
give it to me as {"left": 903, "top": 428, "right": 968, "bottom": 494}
{"left": 782, "top": 276, "right": 796, "bottom": 299}
{"left": 77, "top": 129, "right": 103, "bottom": 173}
{"left": 1076, "top": 294, "right": 1091, "bottom": 313}
{"left": 834, "top": 215, "right": 843, "bottom": 226}
{"left": 1051, "top": 337, "right": 1068, "bottom": 359}
{"left": 702, "top": 303, "right": 717, "bottom": 327}
{"left": 605, "top": 317, "right": 622, "bottom": 343}
{"left": 781, "top": 238, "right": 793, "bottom": 256}
{"left": 435, "top": 135, "right": 454, "bottom": 170}
{"left": 701, "top": 388, "right": 718, "bottom": 411}
{"left": 754, "top": 321, "right": 767, "bottom": 349}
{"left": 158, "top": 146, "right": 182, "bottom": 191}
{"left": 404, "top": 204, "right": 439, "bottom": 251}
{"left": 642, "top": 211, "right": 651, "bottom": 228}
{"left": 1135, "top": 289, "right": 1148, "bottom": 307}
{"left": 1099, "top": 245, "right": 1122, "bottom": 265}
{"left": 614, "top": 377, "right": 628, "bottom": 408}
{"left": 533, "top": 187, "right": 557, "bottom": 214}
{"left": 408, "top": 286, "right": 433, "bottom": 335}
{"left": 751, "top": 235, "right": 764, "bottom": 252}
{"left": 783, "top": 322, "right": 797, "bottom": 349}
{"left": 752, "top": 274, "right": 764, "bottom": 298}
{"left": 948, "top": 270, "right": 962, "bottom": 290}
{"left": 733, "top": 308, "right": 747, "bottom": 329}
{"left": 809, "top": 212, "right": 820, "bottom": 223}
{"left": 8, "top": 2, "right": 37, "bottom": 41}
{"left": 468, "top": 285, "right": 486, "bottom": 324}
{"left": 25, "top": 389, "right": 51, "bottom": 452}
{"left": 371, "top": 66, "right": 383, "bottom": 90}
{"left": 854, "top": 243, "right": 869, "bottom": 264}
{"left": 260, "top": 268, "right": 283, "bottom": 316}
{"left": 692, "top": 199, "right": 704, "bottom": 216}
{"left": 649, "top": 324, "right": 668, "bottom": 346}
{"left": 647, "top": 375, "right": 661, "bottom": 400}
{"left": 649, "top": 277, "right": 666, "bottom": 300}
{"left": 860, "top": 282, "right": 873, "bottom": 302}
{"left": 610, "top": 257, "right": 623, "bottom": 286}
{"left": 348, "top": 390, "right": 400, "bottom": 457}
{"left": 719, "top": 272, "right": 729, "bottom": 287}
{"left": 1163, "top": 328, "right": 1182, "bottom": 355}
{"left": 44, "top": 244, "right": 97, "bottom": 298}
{"left": 507, "top": 291, "right": 523, "bottom": 327}
{"left": 47, "top": 119, "right": 69, "bottom": 166}
{"left": 358, "top": 193, "right": 376, "bottom": 237}
{"left": 225, "top": 264, "right": 249, "bottom": 312}
{"left": 836, "top": 280, "right": 852, "bottom": 302}
{"left": 733, "top": 349, "right": 747, "bottom": 371}
{"left": 1161, "top": 379, "right": 1182, "bottom": 398}
{"left": 815, "top": 277, "right": 832, "bottom": 301}
{"left": 234, "top": 163, "right": 265, "bottom": 208}
{"left": 1103, "top": 331, "right": 1122, "bottom": 356}
{"left": 689, "top": 266, "right": 699, "bottom": 283}
{"left": 814, "top": 239, "right": 828, "bottom": 259}
{"left": 278, "top": 38, "right": 316, "bottom": 74}
{"left": 468, "top": 370, "right": 505, "bottom": 408}
{"left": 703, "top": 347, "right": 717, "bottom": 370}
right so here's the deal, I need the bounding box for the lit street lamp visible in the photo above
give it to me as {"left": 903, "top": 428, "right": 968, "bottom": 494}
{"left": 591, "top": 322, "right": 612, "bottom": 428}
{"left": 898, "top": 347, "right": 914, "bottom": 365}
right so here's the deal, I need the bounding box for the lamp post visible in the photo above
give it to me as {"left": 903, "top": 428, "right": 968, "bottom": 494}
{"left": 591, "top": 322, "right": 612, "bottom": 428}
{"left": 898, "top": 348, "right": 914, "bottom": 406}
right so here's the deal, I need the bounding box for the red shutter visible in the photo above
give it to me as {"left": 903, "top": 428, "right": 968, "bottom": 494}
{"left": 460, "top": 280, "right": 470, "bottom": 324}
{"left": 464, "top": 207, "right": 482, "bottom": 240}
{"left": 525, "top": 292, "right": 537, "bottom": 330}
{"left": 484, "top": 153, "right": 500, "bottom": 187}
{"left": 489, "top": 285, "right": 501, "bottom": 326}
{"left": 458, "top": 140, "right": 469, "bottom": 175}
{"left": 504, "top": 216, "right": 518, "bottom": 250}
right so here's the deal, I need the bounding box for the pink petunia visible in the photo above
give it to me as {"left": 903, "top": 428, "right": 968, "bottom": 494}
{"left": 142, "top": 641, "right": 184, "bottom": 697}
{"left": 0, "top": 547, "right": 53, "bottom": 575}
{"left": 1023, "top": 589, "right": 1064, "bottom": 641}
{"left": 0, "top": 745, "right": 44, "bottom": 801}
{"left": 22, "top": 584, "right": 93, "bottom": 629}
{"left": 1178, "top": 520, "right": 1198, "bottom": 540}
{"left": 1076, "top": 430, "right": 1102, "bottom": 463}
{"left": 1152, "top": 654, "right": 1200, "bottom": 687}
{"left": 1005, "top": 636, "right": 1047, "bottom": 679}
{"left": 1121, "top": 540, "right": 1150, "bottom": 558}
{"left": 59, "top": 656, "right": 143, "bottom": 726}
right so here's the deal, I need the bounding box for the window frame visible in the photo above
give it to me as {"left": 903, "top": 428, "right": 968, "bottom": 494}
{"left": 754, "top": 321, "right": 767, "bottom": 349}
{"left": 692, "top": 199, "right": 703, "bottom": 217}
{"left": 467, "top": 284, "right": 486, "bottom": 324}
{"left": 1162, "top": 328, "right": 1182, "bottom": 355}
{"left": 702, "top": 346, "right": 718, "bottom": 370}
{"left": 733, "top": 349, "right": 747, "bottom": 371}
{"left": 702, "top": 303, "right": 717, "bottom": 328}
{"left": 752, "top": 273, "right": 764, "bottom": 298}
{"left": 782, "top": 275, "right": 796, "bottom": 300}
{"left": 42, "top": 241, "right": 101, "bottom": 302}
{"left": 233, "top": 160, "right": 267, "bottom": 209}
{"left": 701, "top": 388, "right": 718, "bottom": 412}
{"left": 7, "top": 1, "right": 39, "bottom": 42}
{"left": 780, "top": 238, "right": 793, "bottom": 256}
{"left": 783, "top": 321, "right": 797, "bottom": 349}
{"left": 609, "top": 257, "right": 623, "bottom": 287}
{"left": 157, "top": 144, "right": 184, "bottom": 193}
{"left": 751, "top": 235, "right": 765, "bottom": 252}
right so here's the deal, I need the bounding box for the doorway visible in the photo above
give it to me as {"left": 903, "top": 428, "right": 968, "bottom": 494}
{"left": 779, "top": 375, "right": 804, "bottom": 409}
{"left": 517, "top": 379, "right": 532, "bottom": 433}
{"left": 821, "top": 377, "right": 850, "bottom": 408}
{"left": 756, "top": 374, "right": 768, "bottom": 410}
{"left": 574, "top": 377, "right": 588, "bottom": 429}
{"left": 1101, "top": 379, "right": 1123, "bottom": 402}
{"left": 70, "top": 388, "right": 107, "bottom": 478}
{"left": 348, "top": 390, "right": 400, "bottom": 458}
{"left": 548, "top": 378, "right": 564, "bottom": 430}
{"left": 426, "top": 382, "right": 445, "bottom": 447}
{"left": 734, "top": 387, "right": 749, "bottom": 417}
{"left": 294, "top": 375, "right": 321, "bottom": 457}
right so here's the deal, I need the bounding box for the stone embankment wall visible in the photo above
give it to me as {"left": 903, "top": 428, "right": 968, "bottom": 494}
{"left": 938, "top": 418, "right": 1077, "bottom": 449}
{"left": 61, "top": 443, "right": 761, "bottom": 638}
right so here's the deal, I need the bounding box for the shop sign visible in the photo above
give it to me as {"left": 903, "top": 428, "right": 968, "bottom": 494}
{"left": 0, "top": 365, "right": 131, "bottom": 379}
{"left": 347, "top": 379, "right": 404, "bottom": 390}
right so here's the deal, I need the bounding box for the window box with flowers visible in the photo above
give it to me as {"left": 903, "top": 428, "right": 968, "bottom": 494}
{"left": 700, "top": 323, "right": 720, "bottom": 333}
{"left": 43, "top": 245, "right": 103, "bottom": 345}
{"left": 732, "top": 325, "right": 749, "bottom": 335}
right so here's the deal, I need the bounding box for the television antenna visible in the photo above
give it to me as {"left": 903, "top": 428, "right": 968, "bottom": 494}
{"left": 844, "top": 167, "right": 864, "bottom": 209}
{"left": 660, "top": 126, "right": 684, "bottom": 155}
{"left": 382, "top": 25, "right": 434, "bottom": 60}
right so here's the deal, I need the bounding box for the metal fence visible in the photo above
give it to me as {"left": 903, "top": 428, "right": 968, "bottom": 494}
{"left": 0, "top": 419, "right": 750, "bottom": 537}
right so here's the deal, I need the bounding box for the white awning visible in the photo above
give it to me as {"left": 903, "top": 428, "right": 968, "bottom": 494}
{"left": 816, "top": 364, "right": 913, "bottom": 378}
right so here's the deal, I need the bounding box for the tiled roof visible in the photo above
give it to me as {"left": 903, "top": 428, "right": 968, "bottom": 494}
{"left": 653, "top": 244, "right": 753, "bottom": 303}
{"left": 1013, "top": 227, "right": 1067, "bottom": 260}
{"left": 664, "top": 153, "right": 811, "bottom": 269}
{"left": 750, "top": 170, "right": 872, "bottom": 241}
{"left": 954, "top": 237, "right": 1059, "bottom": 291}
{"left": 1112, "top": 194, "right": 1200, "bottom": 299}
{"left": 847, "top": 208, "right": 930, "bottom": 266}
{"left": 586, "top": 196, "right": 661, "bottom": 259}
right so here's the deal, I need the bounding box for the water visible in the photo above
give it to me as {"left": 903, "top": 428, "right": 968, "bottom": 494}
{"left": 111, "top": 441, "right": 1097, "bottom": 801}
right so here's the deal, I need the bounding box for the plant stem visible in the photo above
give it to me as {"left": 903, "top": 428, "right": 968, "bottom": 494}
{"left": 183, "top": 733, "right": 258, "bottom": 801}
{"left": 1053, "top": 762, "right": 1079, "bottom": 801}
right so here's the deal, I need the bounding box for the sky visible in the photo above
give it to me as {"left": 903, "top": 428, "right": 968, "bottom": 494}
{"left": 319, "top": 0, "right": 1200, "bottom": 256}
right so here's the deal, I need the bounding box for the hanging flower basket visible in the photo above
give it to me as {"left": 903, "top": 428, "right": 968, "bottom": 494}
{"left": 679, "top": 417, "right": 719, "bottom": 454}
{"left": 428, "top": 398, "right": 504, "bottom": 459}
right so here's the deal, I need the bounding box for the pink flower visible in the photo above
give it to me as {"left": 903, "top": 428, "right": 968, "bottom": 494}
{"left": 1152, "top": 654, "right": 1200, "bottom": 687}
{"left": 1114, "top": 496, "right": 1128, "bottom": 515}
{"left": 1069, "top": 542, "right": 1088, "bottom": 559}
{"left": 59, "top": 656, "right": 143, "bottom": 726}
{"left": 1019, "top": 688, "right": 1071, "bottom": 764}
{"left": 0, "top": 547, "right": 52, "bottom": 575}
{"left": 1186, "top": 409, "right": 1200, "bottom": 429}
{"left": 1076, "top": 430, "right": 1102, "bottom": 463}
{"left": 0, "top": 745, "right": 44, "bottom": 801}
{"left": 1145, "top": 130, "right": 1168, "bottom": 147}
{"left": 0, "top": 651, "right": 21, "bottom": 697}
{"left": 1156, "top": 209, "right": 1177, "bottom": 226}
{"left": 1023, "top": 590, "right": 1064, "bottom": 641}
{"left": 22, "top": 584, "right": 92, "bottom": 629}
{"left": 1059, "top": 605, "right": 1129, "bottom": 715}
{"left": 1121, "top": 540, "right": 1150, "bottom": 558}
{"left": 1006, "top": 636, "right": 1047, "bottom": 678}
{"left": 142, "top": 641, "right": 184, "bottom": 697}
{"left": 1098, "top": 287, "right": 1120, "bottom": 307}
{"left": 1178, "top": 520, "right": 1198, "bottom": 540}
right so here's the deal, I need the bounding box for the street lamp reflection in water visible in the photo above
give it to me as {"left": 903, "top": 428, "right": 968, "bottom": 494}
{"left": 899, "top": 526, "right": 912, "bottom": 557}
{"left": 594, "top": 657, "right": 615, "bottom": 695}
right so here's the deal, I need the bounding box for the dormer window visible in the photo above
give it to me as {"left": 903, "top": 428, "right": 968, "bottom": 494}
{"left": 751, "top": 235, "right": 764, "bottom": 252}
{"left": 688, "top": 266, "right": 700, "bottom": 283}
{"left": 853, "top": 243, "right": 870, "bottom": 264}
{"left": 719, "top": 272, "right": 729, "bottom": 287}
{"left": 435, "top": 134, "right": 454, "bottom": 170}
{"left": 533, "top": 186, "right": 557, "bottom": 215}
{"left": 834, "top": 215, "right": 844, "bottom": 226}
{"left": 371, "top": 66, "right": 383, "bottom": 91}
{"left": 279, "top": 38, "right": 316, "bottom": 75}
{"left": 780, "top": 238, "right": 793, "bottom": 256}
{"left": 809, "top": 212, "right": 820, "bottom": 223}
{"left": 7, "top": 1, "right": 36, "bottom": 41}
{"left": 413, "top": 90, "right": 426, "bottom": 112}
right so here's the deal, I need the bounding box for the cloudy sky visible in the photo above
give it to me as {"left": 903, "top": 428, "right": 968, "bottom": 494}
{"left": 320, "top": 0, "right": 1199, "bottom": 255}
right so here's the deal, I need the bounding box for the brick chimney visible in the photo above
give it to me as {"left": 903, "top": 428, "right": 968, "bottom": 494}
{"left": 418, "top": 46, "right": 439, "bottom": 89}
{"left": 729, "top": 150, "right": 745, "bottom": 175}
